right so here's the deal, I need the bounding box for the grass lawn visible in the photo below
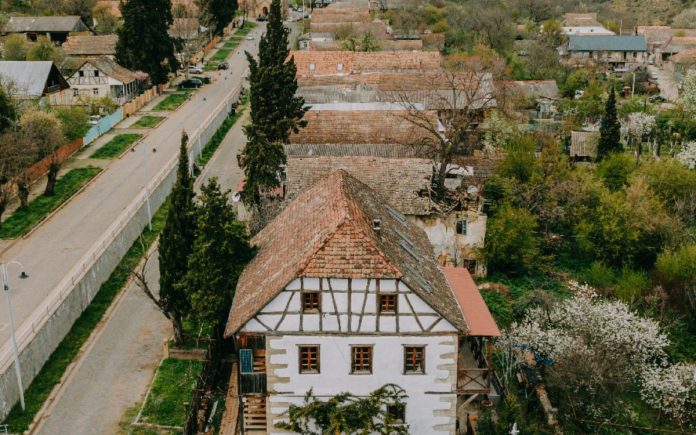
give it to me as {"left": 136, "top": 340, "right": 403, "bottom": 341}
{"left": 153, "top": 93, "right": 189, "bottom": 111}
{"left": 139, "top": 358, "right": 203, "bottom": 427}
{"left": 132, "top": 115, "right": 165, "bottom": 129}
{"left": 204, "top": 22, "right": 257, "bottom": 71}
{"left": 0, "top": 167, "right": 102, "bottom": 239}
{"left": 91, "top": 134, "right": 142, "bottom": 159}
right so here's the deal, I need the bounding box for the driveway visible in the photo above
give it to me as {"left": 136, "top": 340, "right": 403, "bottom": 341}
{"left": 648, "top": 64, "right": 679, "bottom": 101}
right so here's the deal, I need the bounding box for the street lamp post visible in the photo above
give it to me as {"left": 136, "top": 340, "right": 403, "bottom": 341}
{"left": 1, "top": 261, "right": 29, "bottom": 411}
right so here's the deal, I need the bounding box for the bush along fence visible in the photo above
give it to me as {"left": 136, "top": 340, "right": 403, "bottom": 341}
{"left": 0, "top": 83, "right": 244, "bottom": 426}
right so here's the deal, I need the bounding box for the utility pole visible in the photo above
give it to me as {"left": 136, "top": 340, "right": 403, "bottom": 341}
{"left": 1, "top": 261, "right": 29, "bottom": 411}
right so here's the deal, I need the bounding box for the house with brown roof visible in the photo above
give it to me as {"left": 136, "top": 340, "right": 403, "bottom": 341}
{"left": 223, "top": 170, "right": 500, "bottom": 433}
{"left": 66, "top": 57, "right": 142, "bottom": 105}
{"left": 63, "top": 35, "right": 118, "bottom": 58}
{"left": 291, "top": 50, "right": 442, "bottom": 77}
{"left": 284, "top": 155, "right": 488, "bottom": 275}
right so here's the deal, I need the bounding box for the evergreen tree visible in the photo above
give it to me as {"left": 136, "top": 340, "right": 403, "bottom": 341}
{"left": 196, "top": 0, "right": 237, "bottom": 35}
{"left": 241, "top": 0, "right": 307, "bottom": 204}
{"left": 157, "top": 131, "right": 196, "bottom": 344}
{"left": 116, "top": 0, "right": 178, "bottom": 85}
{"left": 597, "top": 87, "right": 622, "bottom": 161}
{"left": 181, "top": 178, "right": 254, "bottom": 336}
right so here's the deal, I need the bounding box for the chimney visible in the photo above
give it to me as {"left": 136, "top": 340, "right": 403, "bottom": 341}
{"left": 372, "top": 219, "right": 381, "bottom": 234}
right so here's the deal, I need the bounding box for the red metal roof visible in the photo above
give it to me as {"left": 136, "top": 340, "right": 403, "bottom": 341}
{"left": 442, "top": 267, "right": 501, "bottom": 337}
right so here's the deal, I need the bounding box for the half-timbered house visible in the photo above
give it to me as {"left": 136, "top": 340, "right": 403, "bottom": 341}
{"left": 223, "top": 170, "right": 500, "bottom": 434}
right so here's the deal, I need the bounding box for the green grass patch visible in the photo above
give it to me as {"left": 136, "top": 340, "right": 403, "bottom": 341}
{"left": 90, "top": 134, "right": 142, "bottom": 159}
{"left": 139, "top": 358, "right": 202, "bottom": 427}
{"left": 132, "top": 115, "right": 165, "bottom": 129}
{"left": 0, "top": 167, "right": 102, "bottom": 239}
{"left": 204, "top": 22, "right": 257, "bottom": 70}
{"left": 1, "top": 199, "right": 169, "bottom": 432}
{"left": 153, "top": 93, "right": 189, "bottom": 111}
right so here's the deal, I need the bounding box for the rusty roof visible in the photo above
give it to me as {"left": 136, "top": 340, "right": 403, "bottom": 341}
{"left": 225, "top": 170, "right": 467, "bottom": 336}
{"left": 286, "top": 156, "right": 432, "bottom": 215}
{"left": 443, "top": 267, "right": 500, "bottom": 337}
{"left": 63, "top": 35, "right": 117, "bottom": 56}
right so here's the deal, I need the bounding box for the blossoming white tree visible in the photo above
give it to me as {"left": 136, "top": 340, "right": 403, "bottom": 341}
{"left": 676, "top": 141, "right": 696, "bottom": 169}
{"left": 680, "top": 70, "right": 696, "bottom": 116}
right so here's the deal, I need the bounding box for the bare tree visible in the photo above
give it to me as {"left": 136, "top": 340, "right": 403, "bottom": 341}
{"left": 394, "top": 59, "right": 509, "bottom": 198}
{"left": 171, "top": 4, "right": 202, "bottom": 79}
{"left": 0, "top": 131, "right": 36, "bottom": 221}
{"left": 131, "top": 245, "right": 187, "bottom": 344}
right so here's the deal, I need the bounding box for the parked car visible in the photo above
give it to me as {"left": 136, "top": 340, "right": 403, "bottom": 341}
{"left": 88, "top": 115, "right": 101, "bottom": 126}
{"left": 192, "top": 75, "right": 211, "bottom": 84}
{"left": 257, "top": 15, "right": 268, "bottom": 21}
{"left": 188, "top": 65, "right": 203, "bottom": 74}
{"left": 245, "top": 35, "right": 255, "bottom": 40}
{"left": 649, "top": 95, "right": 666, "bottom": 103}
{"left": 218, "top": 61, "right": 229, "bottom": 70}
{"left": 180, "top": 78, "right": 203, "bottom": 89}
{"left": 650, "top": 71, "right": 659, "bottom": 80}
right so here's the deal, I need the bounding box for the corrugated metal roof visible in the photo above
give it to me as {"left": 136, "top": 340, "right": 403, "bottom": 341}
{"left": 0, "top": 61, "right": 55, "bottom": 97}
{"left": 3, "top": 16, "right": 87, "bottom": 33}
{"left": 568, "top": 35, "right": 647, "bottom": 52}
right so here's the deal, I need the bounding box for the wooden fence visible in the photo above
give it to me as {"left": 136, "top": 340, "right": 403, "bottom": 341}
{"left": 122, "top": 88, "right": 160, "bottom": 117}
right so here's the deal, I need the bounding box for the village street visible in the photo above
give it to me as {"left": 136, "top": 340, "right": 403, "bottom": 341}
{"left": 0, "top": 25, "right": 263, "bottom": 350}
{"left": 32, "top": 111, "right": 251, "bottom": 435}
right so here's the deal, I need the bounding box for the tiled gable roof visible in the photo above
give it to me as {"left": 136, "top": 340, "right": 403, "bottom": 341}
{"left": 3, "top": 16, "right": 88, "bottom": 33}
{"left": 63, "top": 35, "right": 117, "bottom": 56}
{"left": 285, "top": 156, "right": 432, "bottom": 215}
{"left": 225, "top": 170, "right": 467, "bottom": 336}
{"left": 292, "top": 50, "right": 442, "bottom": 76}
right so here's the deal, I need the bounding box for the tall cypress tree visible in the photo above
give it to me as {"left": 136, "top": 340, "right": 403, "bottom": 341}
{"left": 158, "top": 131, "right": 196, "bottom": 345}
{"left": 196, "top": 0, "right": 237, "bottom": 35}
{"left": 182, "top": 178, "right": 254, "bottom": 337}
{"left": 241, "top": 0, "right": 307, "bottom": 204}
{"left": 597, "top": 87, "right": 622, "bottom": 161}
{"left": 116, "top": 0, "right": 179, "bottom": 85}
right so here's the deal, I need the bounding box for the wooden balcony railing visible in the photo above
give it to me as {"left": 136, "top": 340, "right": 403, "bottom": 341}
{"left": 457, "top": 368, "right": 491, "bottom": 394}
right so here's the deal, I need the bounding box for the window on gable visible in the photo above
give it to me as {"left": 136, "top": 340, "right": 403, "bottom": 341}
{"left": 337, "top": 63, "right": 344, "bottom": 71}
{"left": 351, "top": 346, "right": 373, "bottom": 374}
{"left": 79, "top": 70, "right": 84, "bottom": 77}
{"left": 298, "top": 346, "right": 320, "bottom": 373}
{"left": 302, "top": 291, "right": 320, "bottom": 312}
{"left": 386, "top": 403, "right": 406, "bottom": 424}
{"left": 379, "top": 294, "right": 397, "bottom": 314}
{"left": 309, "top": 63, "right": 316, "bottom": 71}
{"left": 456, "top": 219, "right": 468, "bottom": 235}
{"left": 403, "top": 346, "right": 425, "bottom": 374}
{"left": 94, "top": 70, "right": 100, "bottom": 77}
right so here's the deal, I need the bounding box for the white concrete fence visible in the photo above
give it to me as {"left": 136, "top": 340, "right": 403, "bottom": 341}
{"left": 0, "top": 83, "right": 243, "bottom": 420}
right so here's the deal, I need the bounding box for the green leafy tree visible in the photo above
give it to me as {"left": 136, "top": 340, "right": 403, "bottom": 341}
{"left": 484, "top": 203, "right": 541, "bottom": 275}
{"left": 53, "top": 107, "right": 90, "bottom": 141}
{"left": 116, "top": 0, "right": 178, "bottom": 85}
{"left": 2, "top": 34, "right": 29, "bottom": 60}
{"left": 19, "top": 110, "right": 65, "bottom": 196}
{"left": 595, "top": 152, "right": 636, "bottom": 191}
{"left": 26, "top": 37, "right": 63, "bottom": 63}
{"left": 182, "top": 178, "right": 254, "bottom": 336}
{"left": 196, "top": 0, "right": 237, "bottom": 35}
{"left": 597, "top": 87, "right": 622, "bottom": 160}
{"left": 275, "top": 384, "right": 409, "bottom": 435}
{"left": 241, "top": 0, "right": 307, "bottom": 205}
{"left": 156, "top": 132, "right": 196, "bottom": 344}
{"left": 656, "top": 244, "right": 696, "bottom": 310}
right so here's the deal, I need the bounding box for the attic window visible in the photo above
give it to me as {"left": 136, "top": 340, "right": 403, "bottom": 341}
{"left": 302, "top": 291, "right": 320, "bottom": 312}
{"left": 309, "top": 63, "right": 316, "bottom": 71}
{"left": 379, "top": 294, "right": 397, "bottom": 314}
{"left": 94, "top": 70, "right": 99, "bottom": 77}
{"left": 456, "top": 219, "right": 468, "bottom": 235}
{"left": 79, "top": 70, "right": 84, "bottom": 77}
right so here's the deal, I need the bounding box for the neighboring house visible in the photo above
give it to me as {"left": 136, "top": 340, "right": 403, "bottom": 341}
{"left": 509, "top": 79, "right": 560, "bottom": 119}
{"left": 284, "top": 155, "right": 488, "bottom": 275}
{"left": 661, "top": 36, "right": 696, "bottom": 60}
{"left": 62, "top": 34, "right": 118, "bottom": 58}
{"left": 67, "top": 57, "right": 141, "bottom": 105}
{"left": 635, "top": 27, "right": 696, "bottom": 62}
{"left": 562, "top": 26, "right": 614, "bottom": 36}
{"left": 224, "top": 170, "right": 500, "bottom": 434}
{"left": 291, "top": 50, "right": 443, "bottom": 77}
{"left": 670, "top": 48, "right": 696, "bottom": 76}
{"left": 0, "top": 61, "right": 70, "bottom": 105}
{"left": 566, "top": 35, "right": 648, "bottom": 70}
{"left": 570, "top": 130, "right": 598, "bottom": 161}
{"left": 2, "top": 16, "right": 90, "bottom": 44}
{"left": 562, "top": 14, "right": 614, "bottom": 37}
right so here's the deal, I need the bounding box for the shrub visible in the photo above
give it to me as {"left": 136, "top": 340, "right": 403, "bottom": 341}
{"left": 655, "top": 245, "right": 696, "bottom": 310}
{"left": 582, "top": 261, "right": 616, "bottom": 290}
{"left": 595, "top": 152, "right": 636, "bottom": 191}
{"left": 484, "top": 204, "right": 541, "bottom": 275}
{"left": 614, "top": 268, "right": 650, "bottom": 306}
{"left": 53, "top": 107, "right": 90, "bottom": 141}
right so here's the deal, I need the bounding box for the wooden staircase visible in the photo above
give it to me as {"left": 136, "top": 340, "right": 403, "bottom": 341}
{"left": 243, "top": 395, "right": 267, "bottom": 432}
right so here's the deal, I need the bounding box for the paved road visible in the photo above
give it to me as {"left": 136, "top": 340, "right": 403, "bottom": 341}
{"left": 33, "top": 65, "right": 254, "bottom": 435}
{"left": 0, "top": 25, "right": 263, "bottom": 349}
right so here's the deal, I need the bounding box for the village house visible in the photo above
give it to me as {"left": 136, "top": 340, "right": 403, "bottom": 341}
{"left": 635, "top": 26, "right": 696, "bottom": 63}
{"left": 0, "top": 60, "right": 70, "bottom": 105}
{"left": 284, "top": 155, "right": 488, "bottom": 275}
{"left": 561, "top": 12, "right": 614, "bottom": 36}
{"left": 508, "top": 79, "right": 560, "bottom": 122}
{"left": 63, "top": 34, "right": 118, "bottom": 59}
{"left": 67, "top": 57, "right": 141, "bottom": 105}
{"left": 291, "top": 50, "right": 443, "bottom": 77}
{"left": 2, "top": 16, "right": 90, "bottom": 44}
{"left": 223, "top": 170, "right": 500, "bottom": 433}
{"left": 569, "top": 130, "right": 598, "bottom": 162}
{"left": 565, "top": 35, "right": 648, "bottom": 71}
{"left": 660, "top": 36, "right": 696, "bottom": 62}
